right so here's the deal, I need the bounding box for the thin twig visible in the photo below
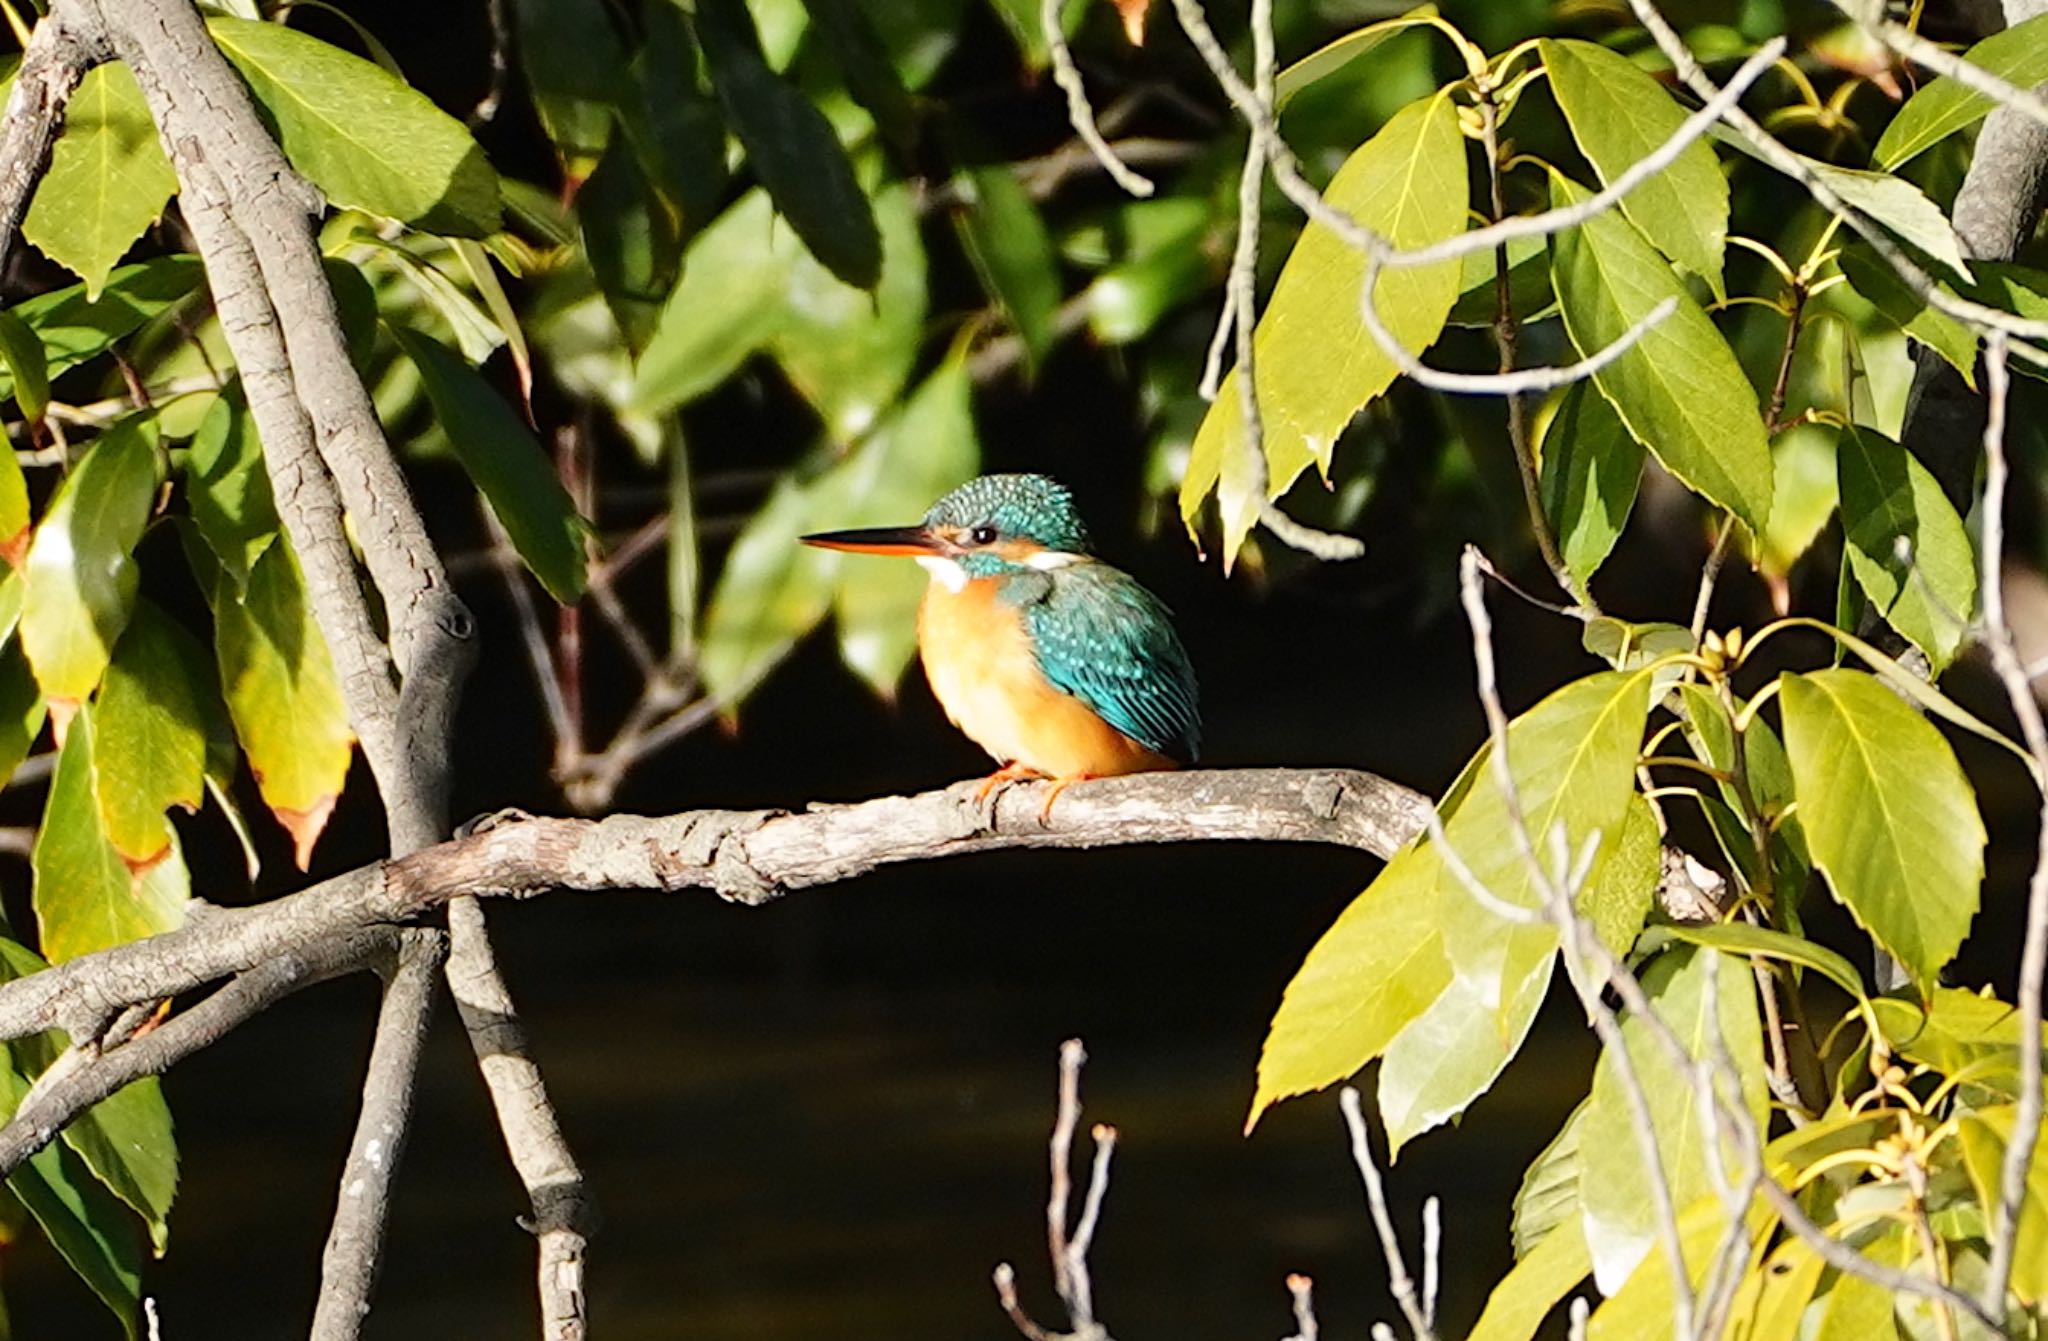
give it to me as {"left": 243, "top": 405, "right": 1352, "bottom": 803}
{"left": 1043, "top": 0, "right": 1154, "bottom": 198}
{"left": 1339, "top": 1088, "right": 1436, "bottom": 1341}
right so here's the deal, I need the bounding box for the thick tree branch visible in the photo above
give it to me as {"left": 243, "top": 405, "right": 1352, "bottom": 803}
{"left": 0, "top": 0, "right": 107, "bottom": 281}
{"left": 310, "top": 929, "right": 447, "bottom": 1341}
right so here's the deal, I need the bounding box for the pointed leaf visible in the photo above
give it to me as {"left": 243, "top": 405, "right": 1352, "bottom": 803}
{"left": 952, "top": 165, "right": 1059, "bottom": 372}
{"left": 0, "top": 646, "right": 45, "bottom": 788}
{"left": 1514, "top": 1099, "right": 1588, "bottom": 1259}
{"left": 1838, "top": 427, "right": 1975, "bottom": 673}
{"left": 390, "top": 328, "right": 587, "bottom": 604}
{"left": 826, "top": 357, "right": 979, "bottom": 694}
{"left": 209, "top": 17, "right": 501, "bottom": 236}
{"left": 212, "top": 540, "right": 355, "bottom": 869}
{"left": 1541, "top": 39, "right": 1727, "bottom": 295}
{"left": 1644, "top": 923, "right": 1867, "bottom": 1005}
{"left": 1803, "top": 160, "right": 1971, "bottom": 283}
{"left": 22, "top": 62, "right": 176, "bottom": 297}
{"left": 1275, "top": 7, "right": 1441, "bottom": 110}
{"left": 19, "top": 417, "right": 160, "bottom": 709}
{"left": 1181, "top": 93, "right": 1465, "bottom": 569}
{"left": 1539, "top": 377, "right": 1643, "bottom": 597}
{"left": 631, "top": 189, "right": 793, "bottom": 414}
{"left": 183, "top": 381, "right": 279, "bottom": 591}
{"left": 1874, "top": 13, "right": 2048, "bottom": 168}
{"left": 513, "top": 0, "right": 623, "bottom": 179}
{"left": 1779, "top": 668, "right": 1983, "bottom": 986}
{"left": 0, "top": 257, "right": 204, "bottom": 405}
{"left": 1808, "top": 1225, "right": 1908, "bottom": 1341}
{"left": 804, "top": 0, "right": 916, "bottom": 155}
{"left": 1550, "top": 175, "right": 1773, "bottom": 533}
{"left": 92, "top": 604, "right": 216, "bottom": 870}
{"left": 1873, "top": 986, "right": 2043, "bottom": 1098}
{"left": 1721, "top": 1235, "right": 1825, "bottom": 1341}
{"left": 1955, "top": 1105, "right": 2048, "bottom": 1303}
{"left": 1837, "top": 244, "right": 1977, "bottom": 386}
{"left": 31, "top": 709, "right": 189, "bottom": 963}
{"left": 1579, "top": 945, "right": 1768, "bottom": 1293}
{"left": 1377, "top": 942, "right": 1553, "bottom": 1156}
{"left": 578, "top": 133, "right": 684, "bottom": 349}
{"left": 1580, "top": 792, "right": 1659, "bottom": 960}
{"left": 1466, "top": 1212, "right": 1591, "bottom": 1341}
{"left": 698, "top": 0, "right": 881, "bottom": 288}
{"left": 1750, "top": 422, "right": 1838, "bottom": 580}
{"left": 0, "top": 309, "right": 49, "bottom": 431}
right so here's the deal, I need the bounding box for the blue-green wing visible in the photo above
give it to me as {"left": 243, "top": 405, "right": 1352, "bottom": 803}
{"left": 1023, "top": 564, "right": 1200, "bottom": 763}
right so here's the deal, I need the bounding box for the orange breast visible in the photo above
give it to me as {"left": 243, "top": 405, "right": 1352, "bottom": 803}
{"left": 918, "top": 577, "right": 1175, "bottom": 780}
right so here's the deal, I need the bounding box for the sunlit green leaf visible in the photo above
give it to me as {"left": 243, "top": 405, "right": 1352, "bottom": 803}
{"left": 1873, "top": 986, "right": 2042, "bottom": 1099}
{"left": 1550, "top": 175, "right": 1773, "bottom": 534}
{"left": 1579, "top": 793, "right": 1658, "bottom": 960}
{"left": 1747, "top": 423, "right": 1838, "bottom": 581}
{"left": 1874, "top": 13, "right": 2048, "bottom": 168}
{"left": 210, "top": 17, "right": 501, "bottom": 236}
{"left": 184, "top": 381, "right": 278, "bottom": 592}
{"left": 1807, "top": 1225, "right": 1908, "bottom": 1341}
{"left": 91, "top": 604, "right": 215, "bottom": 871}
{"left": 952, "top": 165, "right": 1059, "bottom": 372}
{"left": 1955, "top": 1105, "right": 2048, "bottom": 1303}
{"left": 1838, "top": 427, "right": 1975, "bottom": 673}
{"left": 0, "top": 646, "right": 45, "bottom": 789}
{"left": 1779, "top": 668, "right": 1982, "bottom": 987}
{"left": 698, "top": 474, "right": 842, "bottom": 704}
{"left": 825, "top": 356, "right": 978, "bottom": 694}
{"left": 698, "top": 0, "right": 881, "bottom": 288}
{"left": 1837, "top": 244, "right": 1977, "bottom": 386}
{"left": 631, "top": 190, "right": 793, "bottom": 414}
{"left": 1643, "top": 923, "right": 1866, "bottom": 1005}
{"left": 0, "top": 257, "right": 203, "bottom": 406}
{"left": 1514, "top": 1099, "right": 1587, "bottom": 1259}
{"left": 32, "top": 708, "right": 189, "bottom": 963}
{"left": 1182, "top": 92, "right": 1465, "bottom": 570}
{"left": 1377, "top": 943, "right": 1552, "bottom": 1156}
{"left": 1541, "top": 39, "right": 1726, "bottom": 295}
{"left": 1803, "top": 159, "right": 1971, "bottom": 284}
{"left": 1722, "top": 1236, "right": 1824, "bottom": 1341}
{"left": 212, "top": 539, "right": 355, "bottom": 870}
{"left": 1275, "top": 6, "right": 1441, "bottom": 110}
{"left": 0, "top": 310, "right": 49, "bottom": 433}
{"left": 1539, "top": 378, "right": 1642, "bottom": 597}
{"left": 22, "top": 62, "right": 176, "bottom": 298}
{"left": 1446, "top": 233, "right": 1553, "bottom": 327}
{"left": 19, "top": 416, "right": 161, "bottom": 710}
{"left": 1466, "top": 1211, "right": 1591, "bottom": 1341}
{"left": 1580, "top": 945, "right": 1768, "bottom": 1293}
{"left": 391, "top": 328, "right": 588, "bottom": 604}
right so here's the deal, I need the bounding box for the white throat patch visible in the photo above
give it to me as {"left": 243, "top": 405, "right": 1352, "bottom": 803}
{"left": 915, "top": 554, "right": 969, "bottom": 592}
{"left": 1023, "top": 551, "right": 1082, "bottom": 570}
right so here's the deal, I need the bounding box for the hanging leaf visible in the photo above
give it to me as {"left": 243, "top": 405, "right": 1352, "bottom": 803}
{"left": 0, "top": 646, "right": 45, "bottom": 788}
{"left": 0, "top": 256, "right": 203, "bottom": 405}
{"left": 632, "top": 189, "right": 793, "bottom": 414}
{"left": 183, "top": 381, "right": 279, "bottom": 592}
{"left": 1181, "top": 92, "right": 1466, "bottom": 570}
{"left": 578, "top": 134, "right": 684, "bottom": 351}
{"left": 825, "top": 355, "right": 979, "bottom": 694}
{"left": 1748, "top": 423, "right": 1839, "bottom": 584}
{"left": 1802, "top": 159, "right": 1972, "bottom": 284}
{"left": 1578, "top": 945, "right": 1769, "bottom": 1293}
{"left": 1541, "top": 39, "right": 1727, "bottom": 295}
{"left": 21, "top": 62, "right": 177, "bottom": 298}
{"left": 512, "top": 0, "right": 624, "bottom": 181}
{"left": 209, "top": 17, "right": 502, "bottom": 236}
{"left": 1538, "top": 378, "right": 1643, "bottom": 598}
{"left": 1550, "top": 175, "right": 1773, "bottom": 534}
{"left": 805, "top": 0, "right": 917, "bottom": 156}
{"left": 1514, "top": 1099, "right": 1588, "bottom": 1259}
{"left": 1837, "top": 427, "right": 1975, "bottom": 673}
{"left": 0, "top": 309, "right": 50, "bottom": 434}
{"left": 1274, "top": 6, "right": 1441, "bottom": 110}
{"left": 624, "top": 3, "right": 729, "bottom": 232}
{"left": 19, "top": 416, "right": 161, "bottom": 714}
{"left": 32, "top": 708, "right": 190, "bottom": 963}
{"left": 697, "top": 474, "right": 843, "bottom": 704}
{"left": 697, "top": 0, "right": 882, "bottom": 288}
{"left": 1377, "top": 946, "right": 1553, "bottom": 1156}
{"left": 212, "top": 539, "right": 355, "bottom": 870}
{"left": 951, "top": 165, "right": 1060, "bottom": 373}
{"left": 91, "top": 604, "right": 216, "bottom": 872}
{"left": 1465, "top": 1212, "right": 1591, "bottom": 1341}
{"left": 390, "top": 328, "right": 588, "bottom": 604}
{"left": 1873, "top": 12, "right": 2048, "bottom": 168}
{"left": 1779, "top": 668, "right": 1983, "bottom": 987}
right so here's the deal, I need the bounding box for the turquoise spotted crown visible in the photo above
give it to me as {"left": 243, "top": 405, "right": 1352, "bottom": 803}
{"left": 924, "top": 474, "right": 1093, "bottom": 554}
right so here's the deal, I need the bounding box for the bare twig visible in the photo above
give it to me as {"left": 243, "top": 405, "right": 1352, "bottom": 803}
{"left": 995, "top": 1039, "right": 1117, "bottom": 1341}
{"left": 1338, "top": 1088, "right": 1437, "bottom": 1341}
{"left": 1043, "top": 0, "right": 1154, "bottom": 198}
{"left": 310, "top": 929, "right": 448, "bottom": 1341}
{"left": 1282, "top": 1274, "right": 1318, "bottom": 1341}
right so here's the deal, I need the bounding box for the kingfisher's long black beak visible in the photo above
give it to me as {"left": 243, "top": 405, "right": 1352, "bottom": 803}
{"left": 799, "top": 525, "right": 944, "bottom": 556}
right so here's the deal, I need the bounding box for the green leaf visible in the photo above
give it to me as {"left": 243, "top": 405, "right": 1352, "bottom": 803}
{"left": 1181, "top": 92, "right": 1466, "bottom": 570}
{"left": 1748, "top": 423, "right": 1838, "bottom": 580}
{"left": 697, "top": 474, "right": 843, "bottom": 704}
{"left": 952, "top": 165, "right": 1060, "bottom": 372}
{"left": 805, "top": 0, "right": 917, "bottom": 155}
{"left": 1955, "top": 1105, "right": 2048, "bottom": 1303}
{"left": 1802, "top": 159, "right": 1971, "bottom": 283}
{"left": 1722, "top": 1236, "right": 1825, "bottom": 1341}
{"left": 1580, "top": 793, "right": 1659, "bottom": 960}
{"left": 0, "top": 646, "right": 46, "bottom": 788}
{"left": 824, "top": 356, "right": 979, "bottom": 694}
{"left": 0, "top": 310, "right": 49, "bottom": 432}
{"left": 697, "top": 0, "right": 882, "bottom": 288}
{"left": 1807, "top": 1225, "right": 1908, "bottom": 1341}
{"left": 1643, "top": 923, "right": 1867, "bottom": 1005}
{"left": 1514, "top": 1099, "right": 1588, "bottom": 1259}
{"left": 1466, "top": 1212, "right": 1591, "bottom": 1341}
{"left": 183, "top": 381, "right": 279, "bottom": 592}
{"left": 209, "top": 17, "right": 501, "bottom": 236}
{"left": 0, "top": 1036, "right": 142, "bottom": 1338}
{"left": 980, "top": 0, "right": 1080, "bottom": 70}
{"left": 1249, "top": 838, "right": 1453, "bottom": 1127}
{"left": 1541, "top": 39, "right": 1727, "bottom": 295}
{"left": 1539, "top": 378, "right": 1642, "bottom": 597}
{"left": 32, "top": 708, "right": 189, "bottom": 963}
{"left": 1587, "top": 1198, "right": 1772, "bottom": 1341}
{"left": 1838, "top": 427, "right": 1975, "bottom": 673}
{"left": 19, "top": 416, "right": 161, "bottom": 709}
{"left": 0, "top": 257, "right": 204, "bottom": 405}
{"left": 1581, "top": 617, "right": 1695, "bottom": 672}
{"left": 1275, "top": 6, "right": 1441, "bottom": 110}
{"left": 91, "top": 604, "right": 215, "bottom": 871}
{"left": 1446, "top": 233, "right": 1554, "bottom": 327}
{"left": 578, "top": 134, "right": 684, "bottom": 350}
{"left": 513, "top": 0, "right": 623, "bottom": 179}
{"left": 631, "top": 189, "right": 793, "bottom": 415}
{"left": 1874, "top": 13, "right": 2048, "bottom": 168}
{"left": 390, "top": 328, "right": 588, "bottom": 603}
{"left": 1550, "top": 174, "right": 1773, "bottom": 534}
{"left": 624, "top": 3, "right": 729, "bottom": 232}
{"left": 212, "top": 539, "right": 355, "bottom": 870}
{"left": 1779, "top": 668, "right": 1983, "bottom": 986}
{"left": 1873, "top": 986, "right": 2042, "bottom": 1098}
{"left": 1837, "top": 244, "right": 1977, "bottom": 386}
{"left": 1377, "top": 945, "right": 1553, "bottom": 1156}
{"left": 0, "top": 942, "right": 177, "bottom": 1255}
{"left": 771, "top": 180, "right": 928, "bottom": 441}
{"left": 21, "top": 62, "right": 176, "bottom": 298}
{"left": 1580, "top": 945, "right": 1768, "bottom": 1293}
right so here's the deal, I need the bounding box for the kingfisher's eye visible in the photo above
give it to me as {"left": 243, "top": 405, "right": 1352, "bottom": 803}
{"left": 969, "top": 524, "right": 999, "bottom": 545}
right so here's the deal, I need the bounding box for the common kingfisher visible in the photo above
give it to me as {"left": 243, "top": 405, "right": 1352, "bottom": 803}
{"left": 801, "top": 474, "right": 1200, "bottom": 813}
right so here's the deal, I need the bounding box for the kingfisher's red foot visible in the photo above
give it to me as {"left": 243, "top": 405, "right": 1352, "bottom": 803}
{"left": 1036, "top": 773, "right": 1097, "bottom": 826}
{"left": 973, "top": 761, "right": 1045, "bottom": 806}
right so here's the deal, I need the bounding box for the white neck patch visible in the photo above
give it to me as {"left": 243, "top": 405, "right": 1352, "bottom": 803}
{"left": 1023, "top": 550, "right": 1083, "bottom": 571}
{"left": 916, "top": 554, "right": 969, "bottom": 592}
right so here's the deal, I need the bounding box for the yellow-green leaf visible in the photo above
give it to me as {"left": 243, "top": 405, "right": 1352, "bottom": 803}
{"left": 1874, "top": 986, "right": 2042, "bottom": 1099}
{"left": 1722, "top": 1235, "right": 1825, "bottom": 1341}
{"left": 1550, "top": 175, "right": 1773, "bottom": 534}
{"left": 697, "top": 475, "right": 843, "bottom": 705}
{"left": 1874, "top": 12, "right": 2048, "bottom": 168}
{"left": 1467, "top": 1211, "right": 1591, "bottom": 1341}
{"left": 22, "top": 62, "right": 177, "bottom": 298}
{"left": 0, "top": 257, "right": 204, "bottom": 407}
{"left": 0, "top": 645, "right": 45, "bottom": 788}
{"left": 91, "top": 604, "right": 215, "bottom": 870}
{"left": 1513, "top": 1099, "right": 1588, "bottom": 1259}
{"left": 183, "top": 380, "right": 278, "bottom": 592}
{"left": 0, "top": 310, "right": 49, "bottom": 433}
{"left": 1838, "top": 427, "right": 1975, "bottom": 673}
{"left": 1181, "top": 92, "right": 1465, "bottom": 570}
{"left": 212, "top": 539, "right": 355, "bottom": 870}
{"left": 1779, "top": 668, "right": 1983, "bottom": 986}
{"left": 1586, "top": 1194, "right": 1773, "bottom": 1341}
{"left": 1539, "top": 378, "right": 1642, "bottom": 600}
{"left": 1955, "top": 1105, "right": 2048, "bottom": 1304}
{"left": 31, "top": 708, "right": 189, "bottom": 963}
{"left": 1274, "top": 6, "right": 1441, "bottom": 110}
{"left": 19, "top": 417, "right": 161, "bottom": 710}
{"left": 631, "top": 189, "right": 793, "bottom": 415}
{"left": 1377, "top": 943, "right": 1552, "bottom": 1156}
